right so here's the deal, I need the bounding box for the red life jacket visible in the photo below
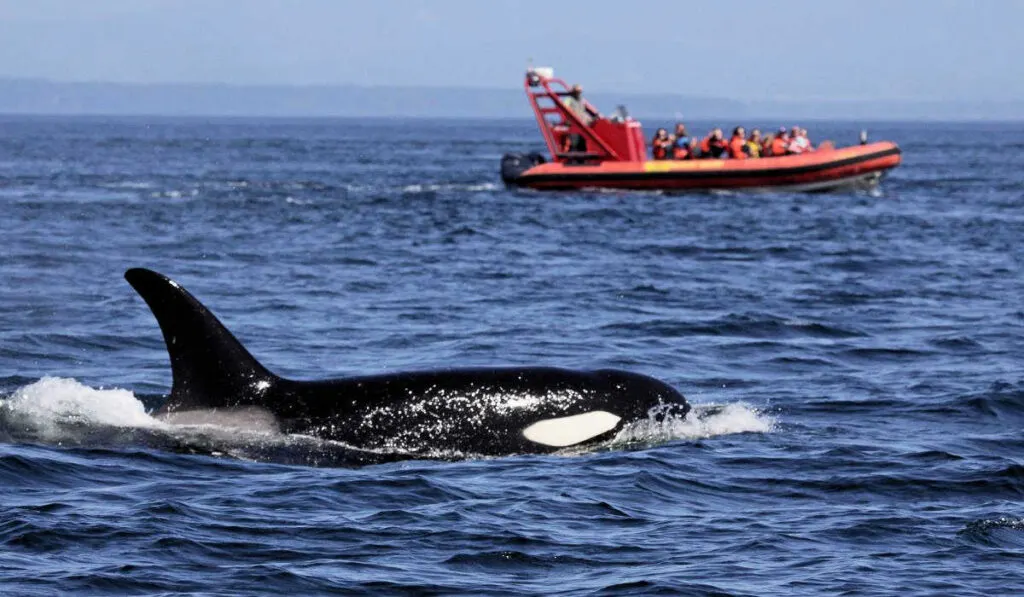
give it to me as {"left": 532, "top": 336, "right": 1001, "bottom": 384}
{"left": 728, "top": 136, "right": 747, "bottom": 159}
{"left": 652, "top": 137, "right": 670, "bottom": 160}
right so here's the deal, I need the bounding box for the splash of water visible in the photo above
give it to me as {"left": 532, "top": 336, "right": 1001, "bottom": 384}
{"left": 0, "top": 377, "right": 160, "bottom": 439}
{"left": 0, "top": 377, "right": 318, "bottom": 463}
{"left": 613, "top": 402, "right": 775, "bottom": 446}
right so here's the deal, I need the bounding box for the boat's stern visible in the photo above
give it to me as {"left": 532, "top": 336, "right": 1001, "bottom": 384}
{"left": 501, "top": 152, "right": 546, "bottom": 187}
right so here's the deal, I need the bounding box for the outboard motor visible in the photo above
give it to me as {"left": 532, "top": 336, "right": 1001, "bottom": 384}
{"left": 500, "top": 152, "right": 546, "bottom": 187}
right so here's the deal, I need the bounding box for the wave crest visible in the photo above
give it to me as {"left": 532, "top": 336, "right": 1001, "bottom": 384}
{"left": 0, "top": 377, "right": 159, "bottom": 440}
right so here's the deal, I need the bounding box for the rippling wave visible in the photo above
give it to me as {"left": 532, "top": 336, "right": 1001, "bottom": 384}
{"left": 1, "top": 118, "right": 1022, "bottom": 595}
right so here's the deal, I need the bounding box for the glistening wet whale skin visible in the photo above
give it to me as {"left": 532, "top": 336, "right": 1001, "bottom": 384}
{"left": 125, "top": 268, "right": 690, "bottom": 456}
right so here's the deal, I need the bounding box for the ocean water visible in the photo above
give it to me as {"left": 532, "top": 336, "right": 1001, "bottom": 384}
{"left": 0, "top": 116, "right": 1022, "bottom": 595}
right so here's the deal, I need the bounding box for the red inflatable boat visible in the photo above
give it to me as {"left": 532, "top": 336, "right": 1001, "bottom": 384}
{"left": 500, "top": 68, "right": 901, "bottom": 192}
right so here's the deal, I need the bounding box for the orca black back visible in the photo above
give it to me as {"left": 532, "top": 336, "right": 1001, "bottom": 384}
{"left": 125, "top": 268, "right": 279, "bottom": 413}
{"left": 125, "top": 268, "right": 690, "bottom": 456}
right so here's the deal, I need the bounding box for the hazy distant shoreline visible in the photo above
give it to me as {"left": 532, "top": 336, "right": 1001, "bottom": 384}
{"left": 2, "top": 78, "right": 1021, "bottom": 121}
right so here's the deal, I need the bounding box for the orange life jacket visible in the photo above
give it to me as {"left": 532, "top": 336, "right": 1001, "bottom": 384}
{"left": 701, "top": 136, "right": 728, "bottom": 158}
{"left": 771, "top": 137, "right": 788, "bottom": 156}
{"left": 728, "top": 136, "right": 747, "bottom": 159}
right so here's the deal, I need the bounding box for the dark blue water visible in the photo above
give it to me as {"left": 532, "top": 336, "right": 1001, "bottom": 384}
{"left": 1, "top": 116, "right": 1022, "bottom": 595}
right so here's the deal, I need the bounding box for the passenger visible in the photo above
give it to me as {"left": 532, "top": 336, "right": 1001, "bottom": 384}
{"left": 727, "top": 126, "right": 748, "bottom": 159}
{"left": 700, "top": 128, "right": 728, "bottom": 159}
{"left": 788, "top": 126, "right": 812, "bottom": 154}
{"left": 563, "top": 84, "right": 596, "bottom": 126}
{"left": 745, "top": 129, "right": 762, "bottom": 158}
{"left": 561, "top": 131, "right": 581, "bottom": 153}
{"left": 800, "top": 128, "right": 815, "bottom": 151}
{"left": 770, "top": 127, "right": 789, "bottom": 156}
{"left": 672, "top": 137, "right": 698, "bottom": 160}
{"left": 761, "top": 133, "right": 775, "bottom": 156}
{"left": 651, "top": 128, "right": 672, "bottom": 160}
{"left": 671, "top": 123, "right": 693, "bottom": 159}
{"left": 685, "top": 138, "right": 699, "bottom": 159}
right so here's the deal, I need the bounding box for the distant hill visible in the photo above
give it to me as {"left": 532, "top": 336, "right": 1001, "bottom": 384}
{"left": 0, "top": 78, "right": 1021, "bottom": 121}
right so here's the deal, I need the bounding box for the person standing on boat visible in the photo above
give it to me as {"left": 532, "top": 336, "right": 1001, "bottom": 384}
{"left": 561, "top": 84, "right": 598, "bottom": 154}
{"left": 563, "top": 84, "right": 597, "bottom": 126}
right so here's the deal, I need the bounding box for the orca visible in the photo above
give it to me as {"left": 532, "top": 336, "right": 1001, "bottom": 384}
{"left": 125, "top": 268, "right": 690, "bottom": 457}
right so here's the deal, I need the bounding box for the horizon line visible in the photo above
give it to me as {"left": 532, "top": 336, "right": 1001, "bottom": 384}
{"left": 2, "top": 112, "right": 1022, "bottom": 124}
{"left": 2, "top": 76, "right": 1023, "bottom": 105}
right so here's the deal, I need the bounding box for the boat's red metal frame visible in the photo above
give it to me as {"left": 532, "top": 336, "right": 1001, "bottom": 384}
{"left": 524, "top": 70, "right": 646, "bottom": 164}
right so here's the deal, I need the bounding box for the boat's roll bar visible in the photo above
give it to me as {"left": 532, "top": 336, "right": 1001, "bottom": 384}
{"left": 524, "top": 67, "right": 647, "bottom": 164}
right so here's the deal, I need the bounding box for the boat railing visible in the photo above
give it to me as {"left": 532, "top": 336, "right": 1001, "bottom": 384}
{"left": 524, "top": 69, "right": 623, "bottom": 164}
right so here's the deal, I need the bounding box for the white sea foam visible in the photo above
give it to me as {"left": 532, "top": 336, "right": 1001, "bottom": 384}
{"left": 0, "top": 378, "right": 291, "bottom": 459}
{"left": 106, "top": 181, "right": 156, "bottom": 190}
{"left": 401, "top": 182, "right": 499, "bottom": 193}
{"left": 614, "top": 402, "right": 775, "bottom": 445}
{"left": 1, "top": 377, "right": 160, "bottom": 437}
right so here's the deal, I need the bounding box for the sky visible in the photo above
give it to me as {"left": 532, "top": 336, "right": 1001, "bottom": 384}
{"left": 0, "top": 0, "right": 1021, "bottom": 102}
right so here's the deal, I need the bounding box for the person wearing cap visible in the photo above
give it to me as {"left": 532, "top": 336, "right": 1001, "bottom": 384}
{"left": 563, "top": 84, "right": 596, "bottom": 126}
{"left": 560, "top": 83, "right": 598, "bottom": 154}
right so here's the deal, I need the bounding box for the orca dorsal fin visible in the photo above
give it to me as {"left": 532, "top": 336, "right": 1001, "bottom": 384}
{"left": 125, "top": 268, "right": 280, "bottom": 414}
